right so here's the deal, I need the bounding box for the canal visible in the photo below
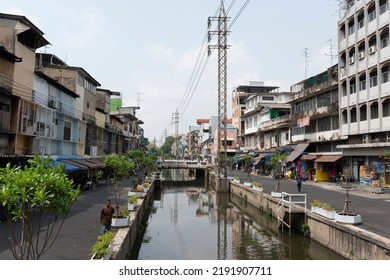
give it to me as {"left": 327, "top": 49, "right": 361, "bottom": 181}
{"left": 129, "top": 170, "right": 344, "bottom": 260}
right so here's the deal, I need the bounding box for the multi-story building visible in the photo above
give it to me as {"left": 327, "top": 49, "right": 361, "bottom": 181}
{"left": 0, "top": 13, "right": 147, "bottom": 173}
{"left": 337, "top": 0, "right": 390, "bottom": 186}
{"left": 288, "top": 64, "right": 346, "bottom": 181}
{"left": 240, "top": 83, "right": 291, "bottom": 151}
{"left": 0, "top": 13, "right": 50, "bottom": 167}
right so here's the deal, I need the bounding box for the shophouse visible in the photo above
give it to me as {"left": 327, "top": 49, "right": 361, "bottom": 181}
{"left": 337, "top": 0, "right": 390, "bottom": 186}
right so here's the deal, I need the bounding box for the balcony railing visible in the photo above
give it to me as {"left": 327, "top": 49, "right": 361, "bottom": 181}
{"left": 261, "top": 115, "right": 291, "bottom": 131}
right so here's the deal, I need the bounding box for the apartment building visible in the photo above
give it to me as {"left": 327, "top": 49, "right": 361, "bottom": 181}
{"left": 0, "top": 13, "right": 50, "bottom": 167}
{"left": 239, "top": 83, "right": 291, "bottom": 151}
{"left": 288, "top": 64, "right": 346, "bottom": 181}
{"left": 337, "top": 0, "right": 390, "bottom": 186}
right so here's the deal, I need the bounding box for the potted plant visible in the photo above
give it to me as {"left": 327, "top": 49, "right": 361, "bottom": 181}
{"left": 90, "top": 231, "right": 114, "bottom": 260}
{"left": 270, "top": 153, "right": 287, "bottom": 197}
{"left": 252, "top": 182, "right": 263, "bottom": 192}
{"left": 241, "top": 154, "right": 254, "bottom": 185}
{"left": 143, "top": 181, "right": 150, "bottom": 193}
{"left": 128, "top": 194, "right": 138, "bottom": 211}
{"left": 104, "top": 154, "right": 135, "bottom": 226}
{"left": 310, "top": 200, "right": 336, "bottom": 219}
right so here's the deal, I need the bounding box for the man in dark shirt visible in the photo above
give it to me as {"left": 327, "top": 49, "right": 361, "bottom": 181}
{"left": 100, "top": 199, "right": 115, "bottom": 234}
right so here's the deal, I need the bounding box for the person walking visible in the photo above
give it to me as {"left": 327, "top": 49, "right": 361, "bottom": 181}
{"left": 297, "top": 175, "right": 302, "bottom": 192}
{"left": 100, "top": 199, "right": 115, "bottom": 234}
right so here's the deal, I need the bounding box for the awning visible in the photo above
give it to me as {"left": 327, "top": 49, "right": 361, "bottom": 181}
{"left": 315, "top": 155, "right": 343, "bottom": 163}
{"left": 83, "top": 158, "right": 105, "bottom": 168}
{"left": 253, "top": 154, "right": 265, "bottom": 165}
{"left": 286, "top": 143, "right": 310, "bottom": 162}
{"left": 51, "top": 161, "right": 80, "bottom": 172}
{"left": 60, "top": 159, "right": 89, "bottom": 171}
{"left": 300, "top": 154, "right": 317, "bottom": 160}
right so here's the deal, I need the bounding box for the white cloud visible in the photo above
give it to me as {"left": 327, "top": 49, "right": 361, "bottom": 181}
{"left": 145, "top": 44, "right": 175, "bottom": 63}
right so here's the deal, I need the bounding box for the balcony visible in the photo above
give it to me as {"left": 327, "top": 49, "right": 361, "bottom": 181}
{"left": 261, "top": 115, "right": 291, "bottom": 131}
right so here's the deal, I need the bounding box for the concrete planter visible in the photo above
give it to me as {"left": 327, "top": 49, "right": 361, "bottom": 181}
{"left": 244, "top": 182, "right": 252, "bottom": 187}
{"left": 128, "top": 202, "right": 136, "bottom": 211}
{"left": 311, "top": 206, "right": 336, "bottom": 220}
{"left": 252, "top": 185, "right": 263, "bottom": 192}
{"left": 335, "top": 213, "right": 362, "bottom": 224}
{"left": 271, "top": 191, "right": 285, "bottom": 198}
{"left": 111, "top": 217, "right": 129, "bottom": 227}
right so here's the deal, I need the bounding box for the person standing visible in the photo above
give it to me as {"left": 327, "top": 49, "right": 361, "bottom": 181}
{"left": 100, "top": 199, "right": 115, "bottom": 234}
{"left": 297, "top": 175, "right": 302, "bottom": 192}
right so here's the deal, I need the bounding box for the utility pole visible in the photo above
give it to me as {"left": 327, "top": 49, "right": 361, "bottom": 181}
{"left": 208, "top": 1, "right": 230, "bottom": 177}
{"left": 172, "top": 110, "right": 179, "bottom": 159}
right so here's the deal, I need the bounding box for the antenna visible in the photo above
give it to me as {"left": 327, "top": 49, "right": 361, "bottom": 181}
{"left": 303, "top": 48, "right": 309, "bottom": 80}
{"left": 137, "top": 92, "right": 143, "bottom": 107}
{"left": 325, "top": 39, "right": 338, "bottom": 66}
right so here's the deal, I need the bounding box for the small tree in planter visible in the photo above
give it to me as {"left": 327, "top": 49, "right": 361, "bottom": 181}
{"left": 0, "top": 156, "right": 80, "bottom": 260}
{"left": 270, "top": 153, "right": 287, "bottom": 195}
{"left": 104, "top": 154, "right": 135, "bottom": 219}
{"left": 241, "top": 154, "right": 254, "bottom": 184}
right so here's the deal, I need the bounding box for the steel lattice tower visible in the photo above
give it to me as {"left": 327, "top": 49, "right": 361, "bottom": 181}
{"left": 208, "top": 1, "right": 230, "bottom": 177}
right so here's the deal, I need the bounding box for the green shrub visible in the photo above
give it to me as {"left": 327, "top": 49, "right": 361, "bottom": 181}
{"left": 91, "top": 231, "right": 114, "bottom": 259}
{"left": 310, "top": 200, "right": 334, "bottom": 211}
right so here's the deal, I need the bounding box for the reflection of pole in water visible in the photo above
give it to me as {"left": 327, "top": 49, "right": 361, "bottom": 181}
{"left": 216, "top": 192, "right": 229, "bottom": 260}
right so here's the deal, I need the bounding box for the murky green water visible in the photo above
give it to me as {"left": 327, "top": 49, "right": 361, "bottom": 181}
{"left": 130, "top": 170, "right": 344, "bottom": 260}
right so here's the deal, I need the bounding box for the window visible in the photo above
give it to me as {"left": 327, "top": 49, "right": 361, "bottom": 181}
{"left": 348, "top": 18, "right": 355, "bottom": 35}
{"left": 380, "top": 0, "right": 389, "bottom": 14}
{"left": 332, "top": 115, "right": 339, "bottom": 129}
{"left": 358, "top": 13, "right": 364, "bottom": 29}
{"left": 360, "top": 105, "right": 367, "bottom": 121}
{"left": 381, "top": 33, "right": 389, "bottom": 48}
{"left": 370, "top": 71, "right": 378, "bottom": 87}
{"left": 382, "top": 66, "right": 389, "bottom": 83}
{"left": 64, "top": 121, "right": 71, "bottom": 141}
{"left": 350, "top": 79, "right": 357, "bottom": 94}
{"left": 318, "top": 117, "right": 332, "bottom": 132}
{"left": 371, "top": 102, "right": 379, "bottom": 119}
{"left": 342, "top": 110, "right": 348, "bottom": 124}
{"left": 350, "top": 107, "right": 357, "bottom": 123}
{"left": 368, "top": 6, "right": 376, "bottom": 22}
{"left": 262, "top": 96, "right": 274, "bottom": 101}
{"left": 359, "top": 75, "right": 366, "bottom": 90}
{"left": 383, "top": 99, "right": 390, "bottom": 117}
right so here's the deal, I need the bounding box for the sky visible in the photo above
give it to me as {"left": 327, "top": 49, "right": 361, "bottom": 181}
{"left": 1, "top": 0, "right": 343, "bottom": 146}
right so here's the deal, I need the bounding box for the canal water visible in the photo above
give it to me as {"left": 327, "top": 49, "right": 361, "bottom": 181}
{"left": 129, "top": 170, "right": 344, "bottom": 260}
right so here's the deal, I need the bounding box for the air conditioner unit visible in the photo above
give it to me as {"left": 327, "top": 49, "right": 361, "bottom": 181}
{"left": 349, "top": 56, "right": 355, "bottom": 64}
{"left": 358, "top": 52, "right": 365, "bottom": 60}
{"left": 48, "top": 100, "right": 58, "bottom": 109}
{"left": 368, "top": 45, "right": 377, "bottom": 54}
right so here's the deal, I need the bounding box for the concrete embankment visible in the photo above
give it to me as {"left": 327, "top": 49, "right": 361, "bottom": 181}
{"left": 228, "top": 180, "right": 390, "bottom": 260}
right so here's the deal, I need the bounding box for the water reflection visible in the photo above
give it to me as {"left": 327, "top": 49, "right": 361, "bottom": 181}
{"left": 131, "top": 170, "right": 344, "bottom": 260}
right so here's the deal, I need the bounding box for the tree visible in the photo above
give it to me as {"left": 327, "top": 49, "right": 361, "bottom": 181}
{"left": 241, "top": 154, "right": 254, "bottom": 182}
{"left": 104, "top": 154, "right": 135, "bottom": 217}
{"left": 0, "top": 156, "right": 80, "bottom": 260}
{"left": 270, "top": 153, "right": 287, "bottom": 192}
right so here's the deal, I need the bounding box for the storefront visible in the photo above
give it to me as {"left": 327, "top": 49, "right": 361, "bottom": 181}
{"left": 336, "top": 144, "right": 389, "bottom": 187}
{"left": 314, "top": 154, "right": 344, "bottom": 182}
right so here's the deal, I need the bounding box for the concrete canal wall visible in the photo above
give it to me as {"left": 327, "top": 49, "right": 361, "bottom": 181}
{"left": 107, "top": 181, "right": 155, "bottom": 260}
{"left": 228, "top": 180, "right": 390, "bottom": 260}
